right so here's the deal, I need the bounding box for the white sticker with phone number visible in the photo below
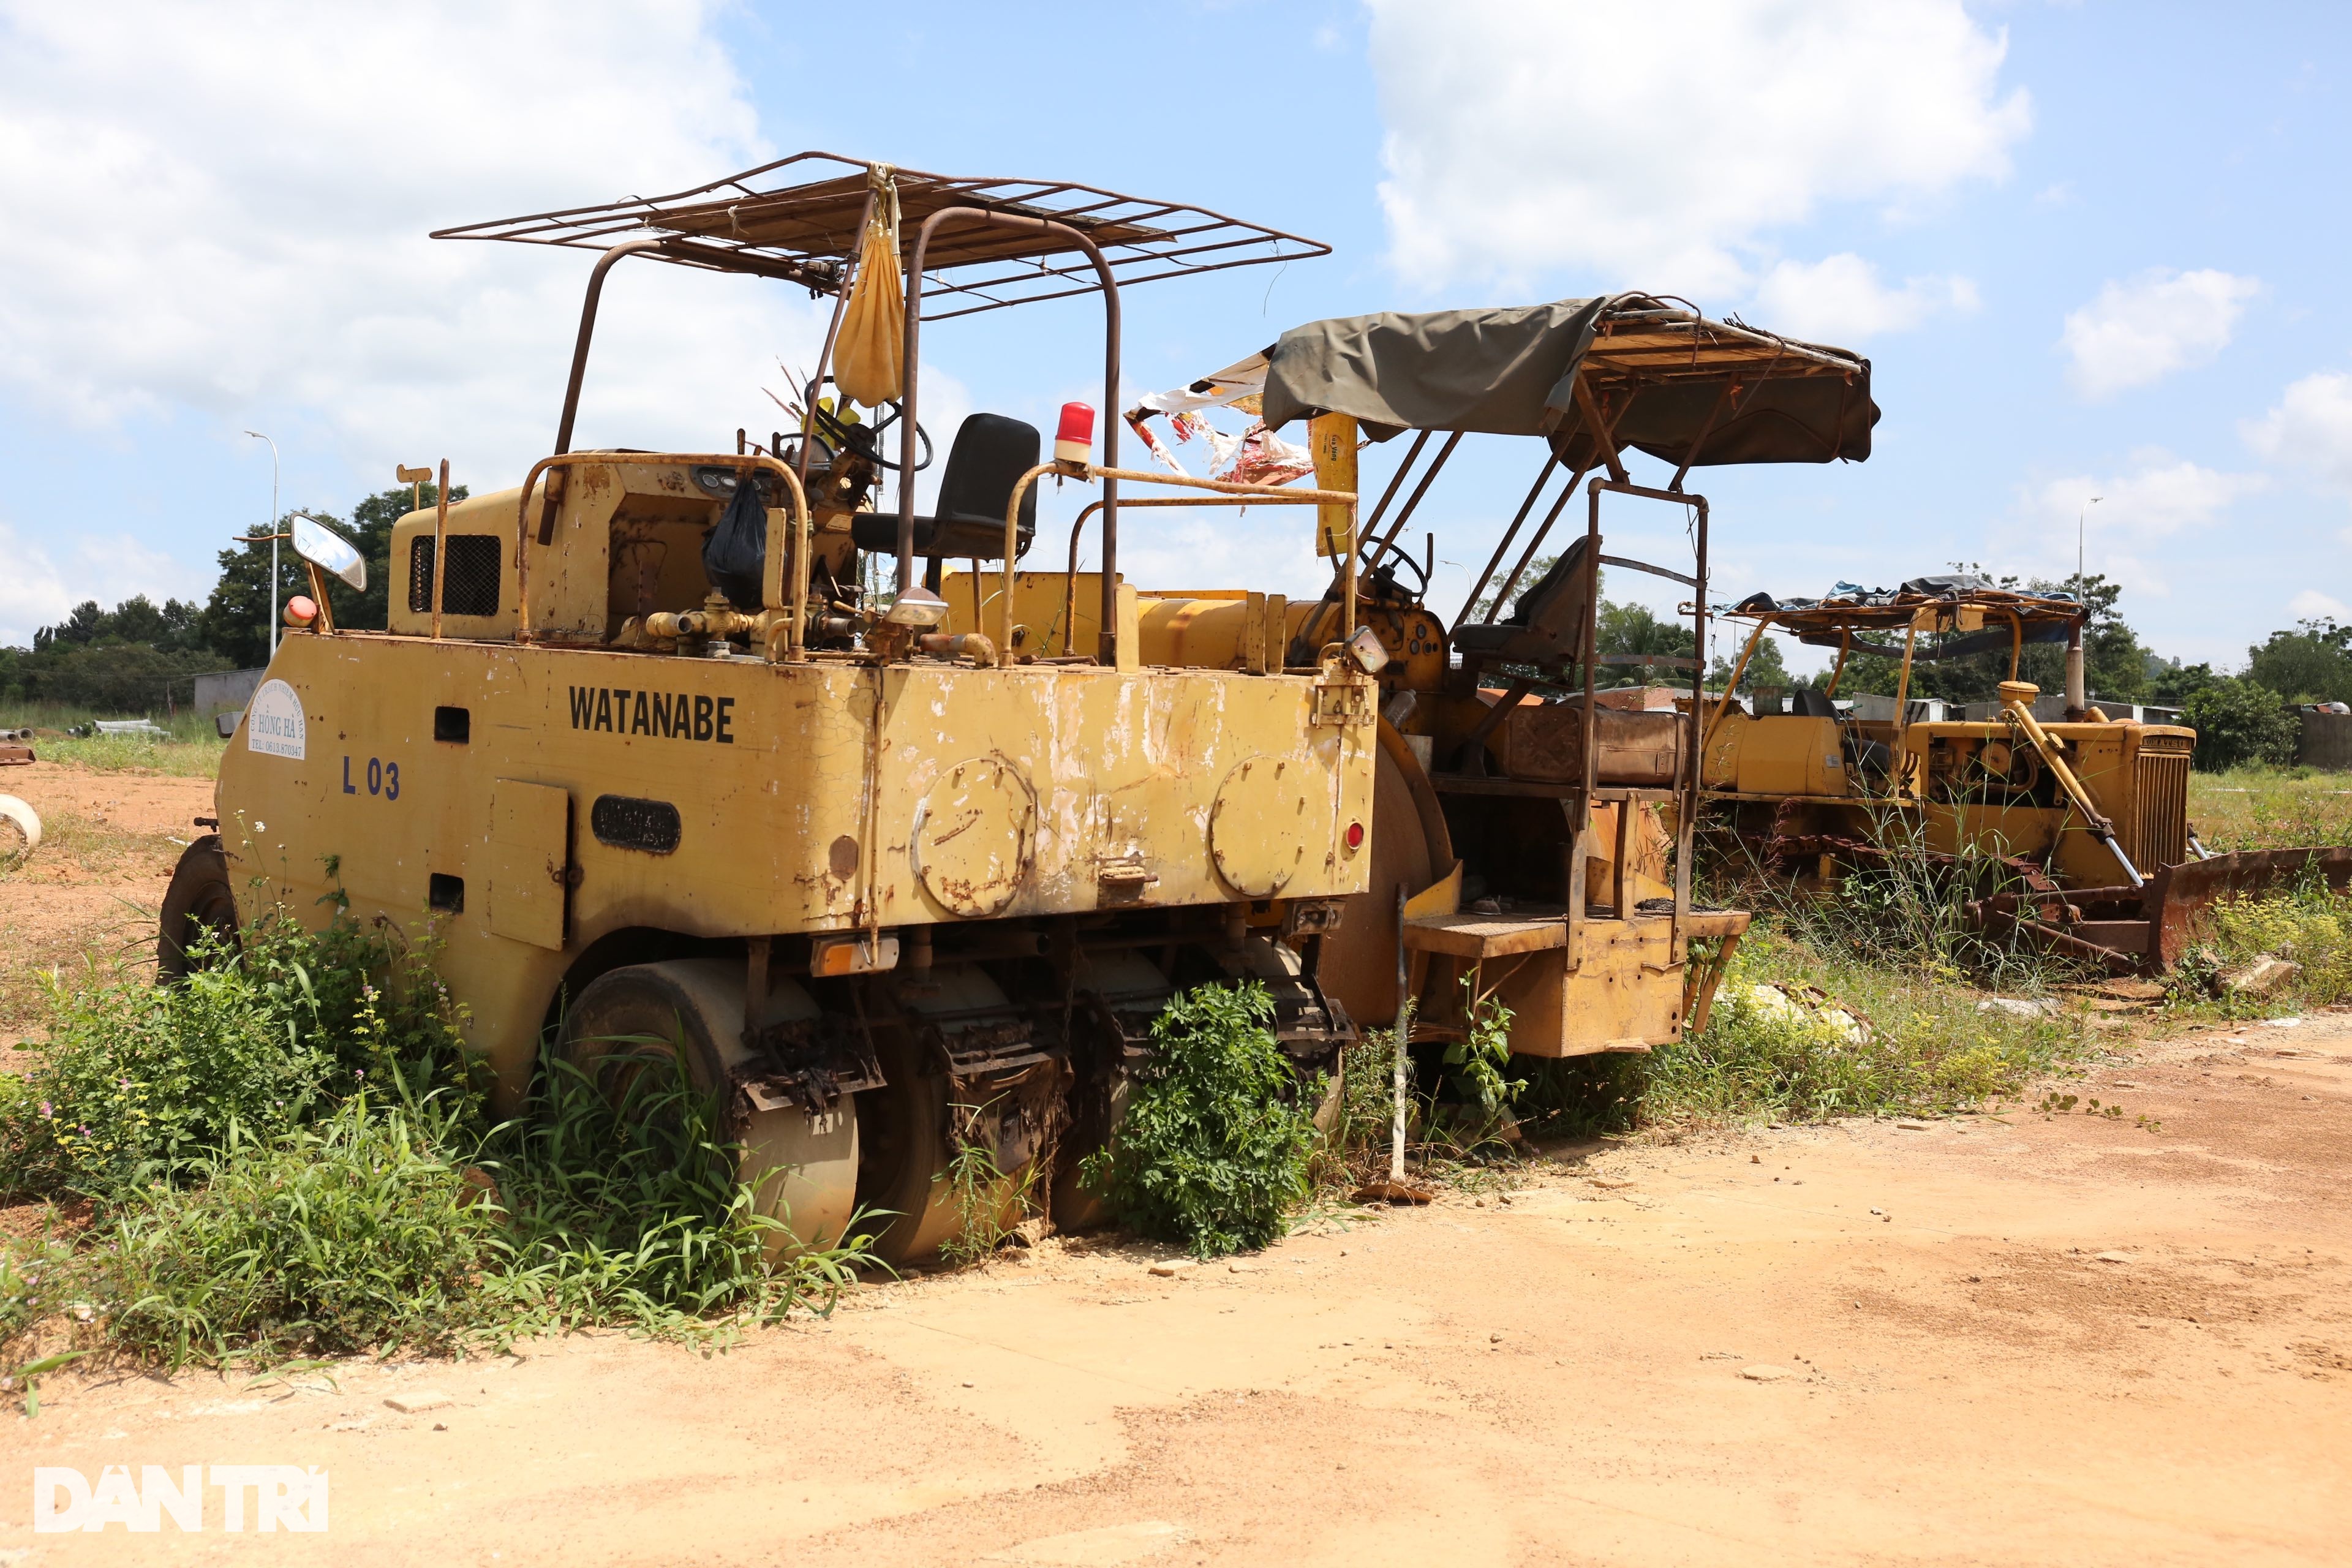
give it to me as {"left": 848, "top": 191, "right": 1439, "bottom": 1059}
{"left": 246, "top": 679, "right": 306, "bottom": 760}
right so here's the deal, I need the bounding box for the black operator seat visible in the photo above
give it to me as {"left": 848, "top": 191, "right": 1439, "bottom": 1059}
{"left": 850, "top": 413, "right": 1040, "bottom": 559}
{"left": 1449, "top": 534, "right": 1596, "bottom": 668}
{"left": 1789, "top": 687, "right": 1839, "bottom": 718}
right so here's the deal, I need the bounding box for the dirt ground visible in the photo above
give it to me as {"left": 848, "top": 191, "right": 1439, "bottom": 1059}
{"left": 2, "top": 760, "right": 2347, "bottom": 1564}
{"left": 0, "top": 1006, "right": 2340, "bottom": 1565}
{"left": 0, "top": 760, "right": 215, "bottom": 1044}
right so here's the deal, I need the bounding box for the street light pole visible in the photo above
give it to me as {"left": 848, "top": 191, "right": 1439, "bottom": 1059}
{"left": 2076, "top": 494, "right": 2103, "bottom": 584}
{"left": 244, "top": 430, "right": 281, "bottom": 659}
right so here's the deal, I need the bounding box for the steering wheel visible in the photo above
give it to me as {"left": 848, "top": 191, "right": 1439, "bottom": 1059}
{"left": 809, "top": 381, "right": 932, "bottom": 473}
{"left": 1366, "top": 539, "right": 1428, "bottom": 601}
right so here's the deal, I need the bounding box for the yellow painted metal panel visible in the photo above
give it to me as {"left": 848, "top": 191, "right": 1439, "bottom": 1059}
{"left": 1309, "top": 413, "right": 1356, "bottom": 557}
{"left": 489, "top": 780, "right": 571, "bottom": 950}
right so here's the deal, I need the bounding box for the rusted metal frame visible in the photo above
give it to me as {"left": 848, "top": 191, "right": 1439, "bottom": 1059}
{"left": 540, "top": 236, "right": 666, "bottom": 545}
{"left": 1020, "top": 466, "right": 1352, "bottom": 663}
{"left": 1602, "top": 307, "right": 1861, "bottom": 374}
{"left": 2005, "top": 608, "right": 2025, "bottom": 682}
{"left": 430, "top": 459, "right": 451, "bottom": 640}
{"left": 1566, "top": 480, "right": 1605, "bottom": 969}
{"left": 1824, "top": 631, "right": 1853, "bottom": 698}
{"left": 1584, "top": 478, "right": 1706, "bottom": 959}
{"left": 1682, "top": 929, "right": 1743, "bottom": 1033}
{"left": 794, "top": 186, "right": 874, "bottom": 498}
{"left": 900, "top": 208, "right": 1122, "bottom": 666}
{"left": 914, "top": 245, "right": 1311, "bottom": 320}
{"left": 1354, "top": 429, "right": 1434, "bottom": 563}
{"left": 1666, "top": 378, "right": 1736, "bottom": 496}
{"left": 1460, "top": 451, "right": 1564, "bottom": 624}
{"left": 1964, "top": 899, "right": 2141, "bottom": 974}
{"left": 1681, "top": 494, "right": 1708, "bottom": 958}
{"left": 1361, "top": 431, "right": 1460, "bottom": 576}
{"left": 645, "top": 238, "right": 839, "bottom": 289}
{"left": 1490, "top": 464, "right": 1589, "bottom": 616}
{"left": 994, "top": 463, "right": 1058, "bottom": 665}
{"left": 914, "top": 225, "right": 1296, "bottom": 289}
{"left": 1598, "top": 554, "right": 1698, "bottom": 590}
{"left": 510, "top": 452, "right": 808, "bottom": 646}
{"left": 1574, "top": 376, "right": 1632, "bottom": 486}
{"left": 1667, "top": 341, "right": 1784, "bottom": 494}
{"left": 1699, "top": 617, "right": 1776, "bottom": 759}
{"left": 1058, "top": 492, "right": 1326, "bottom": 659}
{"left": 1893, "top": 621, "right": 1919, "bottom": 752}
{"left": 436, "top": 147, "right": 1331, "bottom": 260}
{"left": 1453, "top": 677, "right": 1534, "bottom": 780}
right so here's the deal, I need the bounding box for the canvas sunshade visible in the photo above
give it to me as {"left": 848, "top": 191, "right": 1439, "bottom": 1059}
{"left": 1259, "top": 294, "right": 1878, "bottom": 469}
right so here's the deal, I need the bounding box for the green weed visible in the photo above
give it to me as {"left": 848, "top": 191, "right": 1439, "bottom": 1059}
{"left": 0, "top": 903, "right": 475, "bottom": 1203}
{"left": 90, "top": 1093, "right": 502, "bottom": 1365}
{"left": 1080, "top": 981, "right": 1321, "bottom": 1259}
{"left": 1523, "top": 925, "right": 2082, "bottom": 1135}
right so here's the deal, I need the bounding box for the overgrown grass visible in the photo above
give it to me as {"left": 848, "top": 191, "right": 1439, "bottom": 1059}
{"left": 2188, "top": 765, "right": 2352, "bottom": 853}
{"left": 0, "top": 902, "right": 475, "bottom": 1202}
{"left": 0, "top": 892, "right": 868, "bottom": 1375}
{"left": 1520, "top": 925, "right": 2083, "bottom": 1137}
{"left": 1, "top": 704, "right": 227, "bottom": 777}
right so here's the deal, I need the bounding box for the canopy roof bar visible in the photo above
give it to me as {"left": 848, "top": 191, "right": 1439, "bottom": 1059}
{"left": 434, "top": 150, "right": 1329, "bottom": 319}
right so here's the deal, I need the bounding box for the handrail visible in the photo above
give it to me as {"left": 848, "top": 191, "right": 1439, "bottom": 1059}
{"left": 998, "top": 463, "right": 1355, "bottom": 669}
{"left": 509, "top": 451, "right": 810, "bottom": 652}
{"left": 901, "top": 206, "right": 1121, "bottom": 657}
{"left": 1057, "top": 491, "right": 1332, "bottom": 660}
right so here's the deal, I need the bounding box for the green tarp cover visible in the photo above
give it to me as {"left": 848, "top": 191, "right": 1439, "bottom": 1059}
{"left": 1259, "top": 295, "right": 1877, "bottom": 467}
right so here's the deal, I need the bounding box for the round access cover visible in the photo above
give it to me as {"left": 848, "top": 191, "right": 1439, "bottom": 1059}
{"left": 914, "top": 755, "right": 1038, "bottom": 918}
{"left": 1209, "top": 753, "right": 1327, "bottom": 898}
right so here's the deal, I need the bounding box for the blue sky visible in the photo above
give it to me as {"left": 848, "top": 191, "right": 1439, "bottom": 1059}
{"left": 4, "top": 1, "right": 2347, "bottom": 679}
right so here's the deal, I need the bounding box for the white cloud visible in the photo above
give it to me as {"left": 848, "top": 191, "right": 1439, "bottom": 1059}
{"left": 1367, "top": 0, "right": 2029, "bottom": 297}
{"left": 2058, "top": 269, "right": 2260, "bottom": 399}
{"left": 2244, "top": 371, "right": 2352, "bottom": 492}
{"left": 1749, "top": 254, "right": 1978, "bottom": 342}
{"left": 2019, "top": 450, "right": 2266, "bottom": 596}
{"left": 0, "top": 521, "right": 193, "bottom": 646}
{"left": 2290, "top": 589, "right": 2350, "bottom": 621}
{"left": 0, "top": 2, "right": 829, "bottom": 500}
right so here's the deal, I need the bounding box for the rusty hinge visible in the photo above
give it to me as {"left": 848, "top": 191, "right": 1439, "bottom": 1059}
{"left": 1311, "top": 680, "right": 1374, "bottom": 728}
{"left": 1095, "top": 854, "right": 1159, "bottom": 904}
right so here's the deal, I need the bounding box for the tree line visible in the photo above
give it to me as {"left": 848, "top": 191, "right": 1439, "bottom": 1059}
{"left": 0, "top": 483, "right": 462, "bottom": 714}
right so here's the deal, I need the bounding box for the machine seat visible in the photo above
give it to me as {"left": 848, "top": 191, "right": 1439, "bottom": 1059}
{"left": 850, "top": 412, "right": 1039, "bottom": 560}
{"left": 1450, "top": 535, "right": 1596, "bottom": 668}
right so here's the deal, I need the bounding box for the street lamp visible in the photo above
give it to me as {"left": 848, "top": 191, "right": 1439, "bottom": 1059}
{"left": 244, "top": 430, "right": 281, "bottom": 659}
{"left": 2076, "top": 494, "right": 2103, "bottom": 585}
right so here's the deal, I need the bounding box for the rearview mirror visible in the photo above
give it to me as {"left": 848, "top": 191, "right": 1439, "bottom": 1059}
{"left": 292, "top": 514, "right": 366, "bottom": 591}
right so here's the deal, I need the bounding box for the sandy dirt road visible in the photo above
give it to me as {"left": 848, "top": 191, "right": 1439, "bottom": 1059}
{"left": 0, "top": 760, "right": 214, "bottom": 1042}
{"left": 4, "top": 1005, "right": 2346, "bottom": 1566}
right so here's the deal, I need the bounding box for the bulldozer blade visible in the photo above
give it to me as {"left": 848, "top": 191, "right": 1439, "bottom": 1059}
{"left": 2146, "top": 847, "right": 2352, "bottom": 970}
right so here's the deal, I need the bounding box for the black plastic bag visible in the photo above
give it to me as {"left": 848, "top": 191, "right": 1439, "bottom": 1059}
{"left": 701, "top": 476, "right": 767, "bottom": 608}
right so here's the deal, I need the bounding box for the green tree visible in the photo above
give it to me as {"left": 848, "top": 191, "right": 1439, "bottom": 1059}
{"left": 23, "top": 644, "right": 230, "bottom": 714}
{"left": 2181, "top": 677, "right": 2297, "bottom": 771}
{"left": 1711, "top": 628, "right": 1791, "bottom": 693}
{"left": 196, "top": 483, "right": 463, "bottom": 666}
{"left": 2246, "top": 619, "right": 2352, "bottom": 704}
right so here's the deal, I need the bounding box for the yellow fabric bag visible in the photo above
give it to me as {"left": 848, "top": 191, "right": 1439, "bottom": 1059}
{"left": 833, "top": 165, "right": 903, "bottom": 409}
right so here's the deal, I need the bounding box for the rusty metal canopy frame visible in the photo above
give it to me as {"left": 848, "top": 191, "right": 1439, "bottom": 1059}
{"left": 1723, "top": 582, "right": 2087, "bottom": 657}
{"left": 432, "top": 150, "right": 1329, "bottom": 319}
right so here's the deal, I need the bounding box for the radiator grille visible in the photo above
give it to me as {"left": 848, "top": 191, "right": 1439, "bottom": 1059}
{"left": 2128, "top": 748, "right": 2191, "bottom": 870}
{"left": 409, "top": 535, "right": 503, "bottom": 617}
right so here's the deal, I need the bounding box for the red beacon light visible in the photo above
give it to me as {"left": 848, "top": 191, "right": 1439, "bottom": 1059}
{"left": 1055, "top": 402, "right": 1095, "bottom": 467}
{"left": 282, "top": 595, "right": 318, "bottom": 630}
